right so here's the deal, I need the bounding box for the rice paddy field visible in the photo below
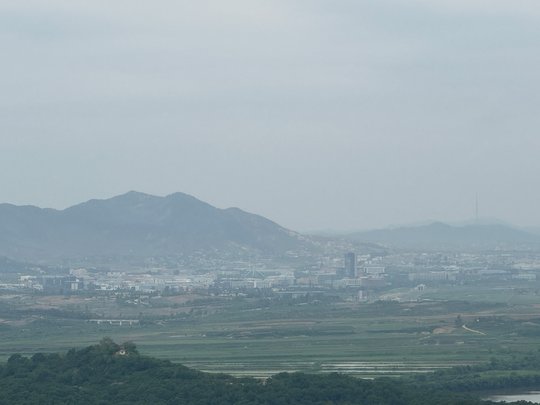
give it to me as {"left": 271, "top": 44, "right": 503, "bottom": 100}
{"left": 1, "top": 280, "right": 540, "bottom": 378}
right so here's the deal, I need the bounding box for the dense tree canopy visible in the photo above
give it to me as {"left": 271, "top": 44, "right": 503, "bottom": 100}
{"left": 0, "top": 339, "right": 536, "bottom": 404}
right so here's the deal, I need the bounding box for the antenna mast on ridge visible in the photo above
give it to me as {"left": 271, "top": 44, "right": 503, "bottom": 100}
{"left": 475, "top": 193, "right": 479, "bottom": 223}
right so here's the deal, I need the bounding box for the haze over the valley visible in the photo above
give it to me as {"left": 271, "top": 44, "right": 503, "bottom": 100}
{"left": 2, "top": 0, "right": 540, "bottom": 231}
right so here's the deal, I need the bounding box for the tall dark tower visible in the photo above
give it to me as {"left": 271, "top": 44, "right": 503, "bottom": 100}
{"left": 475, "top": 193, "right": 479, "bottom": 223}
{"left": 344, "top": 252, "right": 357, "bottom": 278}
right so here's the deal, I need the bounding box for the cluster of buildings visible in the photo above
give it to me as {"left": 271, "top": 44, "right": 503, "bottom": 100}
{"left": 4, "top": 250, "right": 540, "bottom": 301}
{"left": 6, "top": 252, "right": 388, "bottom": 301}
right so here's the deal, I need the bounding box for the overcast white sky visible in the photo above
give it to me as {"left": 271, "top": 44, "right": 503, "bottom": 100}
{"left": 1, "top": 0, "right": 540, "bottom": 231}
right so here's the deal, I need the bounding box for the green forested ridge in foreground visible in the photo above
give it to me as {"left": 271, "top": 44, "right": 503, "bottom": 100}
{"left": 3, "top": 339, "right": 540, "bottom": 404}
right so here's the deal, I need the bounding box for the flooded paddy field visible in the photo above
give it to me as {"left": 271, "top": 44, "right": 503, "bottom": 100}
{"left": 184, "top": 360, "right": 461, "bottom": 378}
{"left": 0, "top": 291, "right": 539, "bottom": 379}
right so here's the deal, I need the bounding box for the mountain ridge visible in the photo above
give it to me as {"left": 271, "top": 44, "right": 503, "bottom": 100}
{"left": 346, "top": 221, "right": 540, "bottom": 251}
{"left": 0, "top": 191, "right": 313, "bottom": 262}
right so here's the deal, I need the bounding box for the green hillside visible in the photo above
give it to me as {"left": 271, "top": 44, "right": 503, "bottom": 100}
{"left": 0, "top": 338, "right": 525, "bottom": 404}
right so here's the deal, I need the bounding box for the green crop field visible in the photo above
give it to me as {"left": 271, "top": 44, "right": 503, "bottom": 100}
{"left": 1, "top": 286, "right": 540, "bottom": 378}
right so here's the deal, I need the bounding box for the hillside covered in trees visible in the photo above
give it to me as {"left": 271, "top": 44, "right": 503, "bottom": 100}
{"left": 0, "top": 339, "right": 538, "bottom": 404}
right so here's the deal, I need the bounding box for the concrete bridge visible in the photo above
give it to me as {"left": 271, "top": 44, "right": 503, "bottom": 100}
{"left": 88, "top": 319, "right": 139, "bottom": 326}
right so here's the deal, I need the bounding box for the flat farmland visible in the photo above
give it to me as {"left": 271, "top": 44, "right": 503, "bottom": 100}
{"left": 0, "top": 290, "right": 539, "bottom": 377}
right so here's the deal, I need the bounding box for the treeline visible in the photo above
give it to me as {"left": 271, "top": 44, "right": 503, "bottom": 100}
{"left": 409, "top": 350, "right": 540, "bottom": 393}
{"left": 0, "top": 338, "right": 535, "bottom": 404}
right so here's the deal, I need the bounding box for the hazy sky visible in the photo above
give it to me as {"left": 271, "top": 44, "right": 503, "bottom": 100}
{"left": 2, "top": 0, "right": 540, "bottom": 231}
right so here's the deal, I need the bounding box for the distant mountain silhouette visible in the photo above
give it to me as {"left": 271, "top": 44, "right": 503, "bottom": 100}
{"left": 346, "top": 222, "right": 540, "bottom": 251}
{"left": 0, "top": 191, "right": 313, "bottom": 261}
{"left": 0, "top": 256, "right": 42, "bottom": 274}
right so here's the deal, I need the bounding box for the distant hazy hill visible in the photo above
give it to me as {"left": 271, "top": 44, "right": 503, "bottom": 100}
{"left": 0, "top": 256, "right": 42, "bottom": 274}
{"left": 0, "top": 191, "right": 313, "bottom": 261}
{"left": 346, "top": 222, "right": 540, "bottom": 251}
